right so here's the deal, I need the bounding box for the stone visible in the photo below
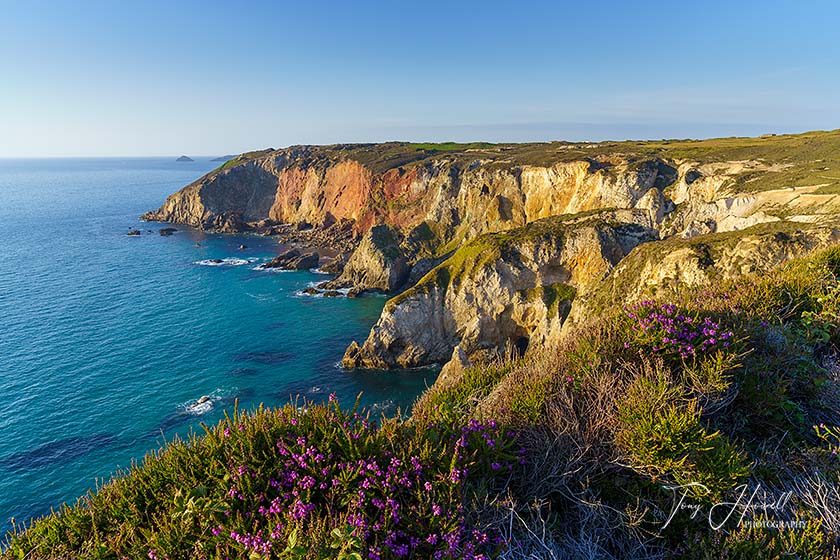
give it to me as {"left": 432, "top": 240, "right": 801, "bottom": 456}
{"left": 437, "top": 345, "right": 472, "bottom": 385}
{"left": 322, "top": 225, "right": 409, "bottom": 293}
{"left": 261, "top": 249, "right": 319, "bottom": 270}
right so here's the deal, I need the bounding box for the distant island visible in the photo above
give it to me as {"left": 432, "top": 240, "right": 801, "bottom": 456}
{"left": 210, "top": 154, "right": 236, "bottom": 162}
{"left": 175, "top": 155, "right": 193, "bottom": 162}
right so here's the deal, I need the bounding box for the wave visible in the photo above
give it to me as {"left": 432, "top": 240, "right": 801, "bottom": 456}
{"left": 194, "top": 258, "right": 257, "bottom": 267}
{"left": 370, "top": 399, "right": 396, "bottom": 415}
{"left": 177, "top": 389, "right": 227, "bottom": 416}
{"left": 294, "top": 282, "right": 350, "bottom": 298}
{"left": 252, "top": 264, "right": 292, "bottom": 272}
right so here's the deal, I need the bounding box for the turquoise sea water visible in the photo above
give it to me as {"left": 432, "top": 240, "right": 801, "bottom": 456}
{"left": 0, "top": 158, "right": 436, "bottom": 534}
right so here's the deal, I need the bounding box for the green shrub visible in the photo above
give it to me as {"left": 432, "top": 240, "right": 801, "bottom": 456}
{"left": 413, "top": 363, "right": 513, "bottom": 421}
{"left": 616, "top": 375, "right": 749, "bottom": 499}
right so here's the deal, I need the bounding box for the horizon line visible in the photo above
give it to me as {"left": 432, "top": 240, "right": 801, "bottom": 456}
{"left": 2, "top": 126, "right": 838, "bottom": 159}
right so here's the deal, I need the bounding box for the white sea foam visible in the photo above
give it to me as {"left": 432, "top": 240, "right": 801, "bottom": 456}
{"left": 253, "top": 265, "right": 292, "bottom": 272}
{"left": 294, "top": 282, "right": 350, "bottom": 298}
{"left": 194, "top": 257, "right": 256, "bottom": 267}
{"left": 180, "top": 390, "right": 224, "bottom": 416}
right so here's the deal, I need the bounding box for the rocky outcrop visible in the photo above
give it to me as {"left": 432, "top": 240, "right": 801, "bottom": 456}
{"left": 564, "top": 223, "right": 840, "bottom": 332}
{"left": 260, "top": 249, "right": 320, "bottom": 271}
{"left": 342, "top": 210, "right": 657, "bottom": 369}
{"left": 321, "top": 225, "right": 410, "bottom": 293}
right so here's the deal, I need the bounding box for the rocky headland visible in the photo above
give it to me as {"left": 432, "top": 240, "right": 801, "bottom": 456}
{"left": 143, "top": 131, "right": 840, "bottom": 372}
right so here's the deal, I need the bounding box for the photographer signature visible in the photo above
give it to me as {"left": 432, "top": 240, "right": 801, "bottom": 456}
{"left": 662, "top": 483, "right": 794, "bottom": 530}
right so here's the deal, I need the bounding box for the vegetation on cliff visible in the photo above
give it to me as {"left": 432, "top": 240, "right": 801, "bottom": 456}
{"left": 6, "top": 243, "right": 840, "bottom": 559}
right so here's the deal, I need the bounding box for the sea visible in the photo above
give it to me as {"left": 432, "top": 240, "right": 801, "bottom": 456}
{"left": 0, "top": 157, "right": 437, "bottom": 535}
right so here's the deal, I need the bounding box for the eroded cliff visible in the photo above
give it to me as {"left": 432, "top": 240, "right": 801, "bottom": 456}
{"left": 341, "top": 210, "right": 658, "bottom": 368}
{"left": 144, "top": 132, "right": 840, "bottom": 372}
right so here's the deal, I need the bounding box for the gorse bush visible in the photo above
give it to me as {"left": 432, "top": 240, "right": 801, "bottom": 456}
{"left": 616, "top": 374, "right": 749, "bottom": 499}
{"left": 4, "top": 398, "right": 521, "bottom": 559}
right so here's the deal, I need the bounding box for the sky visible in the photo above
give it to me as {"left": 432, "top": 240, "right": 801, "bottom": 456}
{"left": 1, "top": 0, "right": 838, "bottom": 157}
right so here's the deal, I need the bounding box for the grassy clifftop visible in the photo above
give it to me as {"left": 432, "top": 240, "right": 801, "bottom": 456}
{"left": 220, "top": 129, "right": 840, "bottom": 192}
{"left": 6, "top": 245, "right": 840, "bottom": 558}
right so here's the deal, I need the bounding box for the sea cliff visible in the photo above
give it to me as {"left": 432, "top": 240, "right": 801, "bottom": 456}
{"left": 143, "top": 131, "right": 840, "bottom": 372}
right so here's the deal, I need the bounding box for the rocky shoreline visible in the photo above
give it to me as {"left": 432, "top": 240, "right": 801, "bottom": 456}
{"left": 143, "top": 132, "right": 840, "bottom": 373}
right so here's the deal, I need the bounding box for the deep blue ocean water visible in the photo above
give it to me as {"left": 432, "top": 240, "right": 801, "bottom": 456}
{"left": 0, "top": 158, "right": 436, "bottom": 534}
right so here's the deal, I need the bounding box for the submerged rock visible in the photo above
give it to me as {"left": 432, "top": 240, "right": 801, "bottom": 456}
{"left": 159, "top": 227, "right": 177, "bottom": 236}
{"left": 127, "top": 229, "right": 141, "bottom": 236}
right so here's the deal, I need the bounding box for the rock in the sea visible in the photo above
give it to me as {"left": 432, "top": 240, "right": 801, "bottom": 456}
{"left": 323, "top": 224, "right": 409, "bottom": 293}
{"left": 176, "top": 155, "right": 194, "bottom": 162}
{"left": 159, "top": 227, "right": 177, "bottom": 236}
{"left": 127, "top": 229, "right": 141, "bottom": 236}
{"left": 322, "top": 290, "right": 342, "bottom": 298}
{"left": 261, "top": 249, "right": 319, "bottom": 270}
{"left": 238, "top": 244, "right": 248, "bottom": 250}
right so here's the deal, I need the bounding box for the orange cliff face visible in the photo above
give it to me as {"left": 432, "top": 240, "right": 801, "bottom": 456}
{"left": 268, "top": 161, "right": 432, "bottom": 236}
{"left": 268, "top": 160, "right": 376, "bottom": 229}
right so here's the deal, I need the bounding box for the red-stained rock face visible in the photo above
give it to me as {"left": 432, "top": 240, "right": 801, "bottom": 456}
{"left": 268, "top": 160, "right": 374, "bottom": 227}
{"left": 381, "top": 166, "right": 420, "bottom": 201}
{"left": 322, "top": 161, "right": 374, "bottom": 222}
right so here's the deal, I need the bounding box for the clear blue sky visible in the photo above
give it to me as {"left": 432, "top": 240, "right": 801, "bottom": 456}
{"left": 1, "top": 0, "right": 838, "bottom": 156}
